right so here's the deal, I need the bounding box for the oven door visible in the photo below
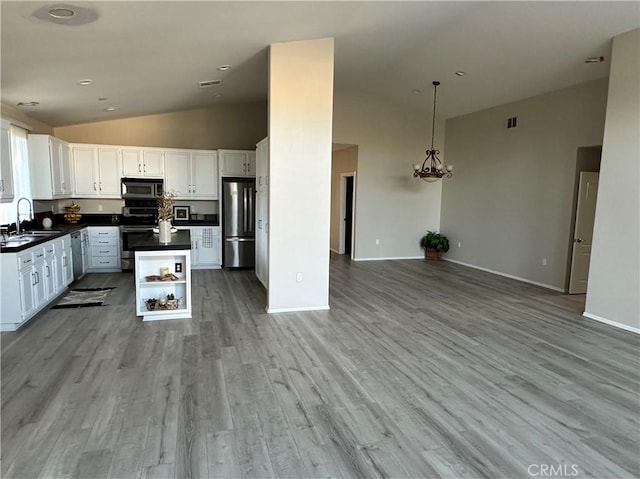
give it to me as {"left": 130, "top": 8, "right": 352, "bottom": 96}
{"left": 120, "top": 227, "right": 151, "bottom": 270}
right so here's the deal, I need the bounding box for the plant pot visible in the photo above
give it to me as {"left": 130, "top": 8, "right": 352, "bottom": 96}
{"left": 425, "top": 248, "right": 443, "bottom": 260}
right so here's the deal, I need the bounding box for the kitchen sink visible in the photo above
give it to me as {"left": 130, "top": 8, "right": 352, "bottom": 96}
{"left": 1, "top": 238, "right": 32, "bottom": 247}
{"left": 20, "top": 230, "right": 62, "bottom": 236}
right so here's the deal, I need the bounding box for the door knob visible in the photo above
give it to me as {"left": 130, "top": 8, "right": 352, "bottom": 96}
{"left": 575, "top": 238, "right": 583, "bottom": 243}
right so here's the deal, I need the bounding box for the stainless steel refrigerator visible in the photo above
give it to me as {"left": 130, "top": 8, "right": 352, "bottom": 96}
{"left": 222, "top": 178, "right": 255, "bottom": 268}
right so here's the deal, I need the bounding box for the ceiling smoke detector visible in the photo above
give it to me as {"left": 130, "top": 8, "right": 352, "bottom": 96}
{"left": 32, "top": 4, "right": 98, "bottom": 26}
{"left": 17, "top": 101, "right": 39, "bottom": 107}
{"left": 585, "top": 56, "right": 605, "bottom": 63}
{"left": 104, "top": 106, "right": 116, "bottom": 112}
{"left": 77, "top": 79, "right": 93, "bottom": 86}
{"left": 455, "top": 71, "right": 466, "bottom": 77}
{"left": 216, "top": 65, "right": 232, "bottom": 72}
{"left": 199, "top": 80, "right": 222, "bottom": 88}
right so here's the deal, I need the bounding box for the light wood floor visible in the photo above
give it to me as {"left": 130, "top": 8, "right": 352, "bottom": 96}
{"left": 2, "top": 255, "right": 639, "bottom": 479}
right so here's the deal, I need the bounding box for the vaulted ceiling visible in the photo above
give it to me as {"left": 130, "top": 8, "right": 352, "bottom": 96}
{"left": 2, "top": 1, "right": 638, "bottom": 127}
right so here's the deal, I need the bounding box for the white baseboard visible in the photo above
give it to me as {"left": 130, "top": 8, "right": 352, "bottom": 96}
{"left": 266, "top": 305, "right": 330, "bottom": 314}
{"left": 353, "top": 256, "right": 423, "bottom": 262}
{"left": 444, "top": 258, "right": 566, "bottom": 292}
{"left": 582, "top": 312, "right": 640, "bottom": 334}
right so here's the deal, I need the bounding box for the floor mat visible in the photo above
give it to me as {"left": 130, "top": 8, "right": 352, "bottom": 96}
{"left": 52, "top": 287, "right": 115, "bottom": 309}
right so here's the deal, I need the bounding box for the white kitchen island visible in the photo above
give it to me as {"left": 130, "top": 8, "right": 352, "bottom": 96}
{"left": 133, "top": 230, "right": 192, "bottom": 321}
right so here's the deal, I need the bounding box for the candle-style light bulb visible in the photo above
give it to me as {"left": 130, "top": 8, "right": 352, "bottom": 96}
{"left": 413, "top": 163, "right": 421, "bottom": 171}
{"left": 447, "top": 165, "right": 453, "bottom": 172}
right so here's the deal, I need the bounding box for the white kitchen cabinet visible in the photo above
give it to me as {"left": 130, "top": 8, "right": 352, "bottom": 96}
{"left": 192, "top": 151, "right": 218, "bottom": 198}
{"left": 164, "top": 150, "right": 191, "bottom": 197}
{"left": 192, "top": 226, "right": 220, "bottom": 268}
{"left": 122, "top": 148, "right": 164, "bottom": 178}
{"left": 29, "top": 134, "right": 72, "bottom": 199}
{"left": 71, "top": 144, "right": 122, "bottom": 198}
{"left": 43, "top": 242, "right": 57, "bottom": 300}
{"left": 56, "top": 235, "right": 74, "bottom": 287}
{"left": 175, "top": 226, "right": 220, "bottom": 269}
{"left": 87, "top": 226, "right": 121, "bottom": 272}
{"left": 165, "top": 150, "right": 218, "bottom": 199}
{"left": 0, "top": 120, "right": 15, "bottom": 203}
{"left": 255, "top": 138, "right": 269, "bottom": 288}
{"left": 0, "top": 234, "right": 72, "bottom": 331}
{"left": 218, "top": 149, "right": 255, "bottom": 177}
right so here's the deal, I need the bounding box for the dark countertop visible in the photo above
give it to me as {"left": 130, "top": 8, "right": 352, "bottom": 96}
{"left": 0, "top": 223, "right": 89, "bottom": 253}
{"left": 131, "top": 230, "right": 191, "bottom": 251}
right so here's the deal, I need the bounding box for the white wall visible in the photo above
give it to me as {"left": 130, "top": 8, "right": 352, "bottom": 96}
{"left": 440, "top": 79, "right": 608, "bottom": 290}
{"left": 332, "top": 89, "right": 444, "bottom": 260}
{"left": 585, "top": 29, "right": 640, "bottom": 332}
{"left": 267, "top": 38, "right": 334, "bottom": 312}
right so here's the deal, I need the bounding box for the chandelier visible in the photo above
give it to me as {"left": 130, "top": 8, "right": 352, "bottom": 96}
{"left": 413, "top": 81, "right": 453, "bottom": 182}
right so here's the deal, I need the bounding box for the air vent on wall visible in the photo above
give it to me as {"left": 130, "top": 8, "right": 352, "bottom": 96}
{"left": 507, "top": 116, "right": 518, "bottom": 129}
{"left": 199, "top": 80, "right": 222, "bottom": 88}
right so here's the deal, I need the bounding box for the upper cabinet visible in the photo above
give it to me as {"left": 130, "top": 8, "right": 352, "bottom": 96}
{"left": 219, "top": 149, "right": 256, "bottom": 177}
{"left": 71, "top": 145, "right": 122, "bottom": 198}
{"left": 165, "top": 150, "right": 218, "bottom": 200}
{"left": 122, "top": 147, "right": 164, "bottom": 178}
{"left": 0, "top": 120, "right": 15, "bottom": 203}
{"left": 28, "top": 134, "right": 72, "bottom": 200}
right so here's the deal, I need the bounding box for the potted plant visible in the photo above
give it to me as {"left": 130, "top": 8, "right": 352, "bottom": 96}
{"left": 419, "top": 231, "right": 450, "bottom": 260}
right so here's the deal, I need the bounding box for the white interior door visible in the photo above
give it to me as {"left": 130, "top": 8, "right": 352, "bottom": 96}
{"left": 569, "top": 172, "right": 599, "bottom": 294}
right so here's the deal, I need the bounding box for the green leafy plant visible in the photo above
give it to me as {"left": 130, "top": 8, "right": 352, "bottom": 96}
{"left": 419, "top": 231, "right": 450, "bottom": 252}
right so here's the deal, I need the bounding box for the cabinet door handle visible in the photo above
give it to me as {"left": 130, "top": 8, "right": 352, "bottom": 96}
{"left": 139, "top": 163, "right": 142, "bottom": 172}
{"left": 0, "top": 178, "right": 4, "bottom": 191}
{"left": 32, "top": 273, "right": 37, "bottom": 286}
{"left": 99, "top": 182, "right": 103, "bottom": 190}
{"left": 46, "top": 265, "right": 51, "bottom": 277}
{"left": 94, "top": 182, "right": 97, "bottom": 190}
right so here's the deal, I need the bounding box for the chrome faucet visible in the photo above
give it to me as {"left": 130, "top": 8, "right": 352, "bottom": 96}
{"left": 16, "top": 197, "right": 33, "bottom": 235}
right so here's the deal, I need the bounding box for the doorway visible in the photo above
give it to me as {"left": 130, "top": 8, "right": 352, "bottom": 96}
{"left": 566, "top": 146, "right": 601, "bottom": 293}
{"left": 339, "top": 172, "right": 356, "bottom": 257}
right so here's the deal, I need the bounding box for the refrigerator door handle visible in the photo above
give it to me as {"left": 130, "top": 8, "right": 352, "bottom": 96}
{"left": 243, "top": 187, "right": 248, "bottom": 234}
{"left": 248, "top": 187, "right": 253, "bottom": 234}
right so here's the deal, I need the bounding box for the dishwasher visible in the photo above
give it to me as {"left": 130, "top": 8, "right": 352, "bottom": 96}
{"left": 70, "top": 231, "right": 83, "bottom": 281}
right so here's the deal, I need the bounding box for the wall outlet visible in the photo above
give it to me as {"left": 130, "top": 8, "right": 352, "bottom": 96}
{"left": 296, "top": 272, "right": 303, "bottom": 282}
{"left": 175, "top": 262, "right": 183, "bottom": 273}
{"left": 98, "top": 204, "right": 103, "bottom": 212}
{"left": 542, "top": 258, "right": 548, "bottom": 266}
{"left": 375, "top": 239, "right": 380, "bottom": 245}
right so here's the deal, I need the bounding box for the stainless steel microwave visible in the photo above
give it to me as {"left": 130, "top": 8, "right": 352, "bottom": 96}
{"left": 121, "top": 178, "right": 163, "bottom": 199}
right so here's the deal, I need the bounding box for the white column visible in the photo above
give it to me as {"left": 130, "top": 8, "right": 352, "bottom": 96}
{"left": 585, "top": 28, "right": 640, "bottom": 332}
{"left": 267, "top": 38, "right": 334, "bottom": 312}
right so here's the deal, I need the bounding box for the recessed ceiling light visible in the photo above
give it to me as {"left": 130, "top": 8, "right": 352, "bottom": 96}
{"left": 77, "top": 79, "right": 93, "bottom": 86}
{"left": 32, "top": 4, "right": 98, "bottom": 26}
{"left": 48, "top": 7, "right": 75, "bottom": 18}
{"left": 98, "top": 97, "right": 108, "bottom": 101}
{"left": 104, "top": 106, "right": 116, "bottom": 111}
{"left": 455, "top": 71, "right": 466, "bottom": 77}
{"left": 412, "top": 89, "right": 422, "bottom": 94}
{"left": 216, "top": 65, "right": 232, "bottom": 72}
{"left": 585, "top": 56, "right": 605, "bottom": 64}
{"left": 17, "top": 101, "right": 39, "bottom": 107}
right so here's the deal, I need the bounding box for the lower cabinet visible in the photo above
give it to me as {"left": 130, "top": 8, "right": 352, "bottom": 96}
{"left": 177, "top": 226, "right": 220, "bottom": 269}
{"left": 87, "top": 226, "right": 121, "bottom": 272}
{"left": 1, "top": 234, "right": 73, "bottom": 331}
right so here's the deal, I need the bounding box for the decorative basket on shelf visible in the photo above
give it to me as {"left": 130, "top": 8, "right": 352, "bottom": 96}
{"left": 145, "top": 297, "right": 180, "bottom": 311}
